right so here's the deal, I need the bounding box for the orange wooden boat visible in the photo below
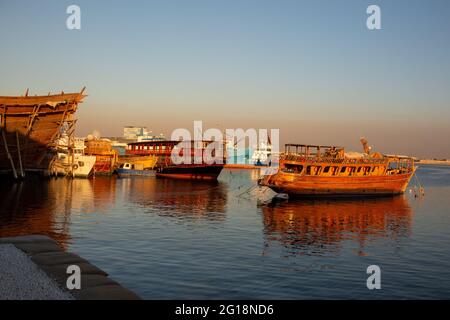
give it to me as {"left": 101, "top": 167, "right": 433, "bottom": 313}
{"left": 259, "top": 139, "right": 416, "bottom": 197}
{"left": 85, "top": 138, "right": 119, "bottom": 175}
{"left": 0, "top": 89, "right": 86, "bottom": 178}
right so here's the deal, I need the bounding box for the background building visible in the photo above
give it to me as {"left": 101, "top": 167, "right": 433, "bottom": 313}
{"left": 123, "top": 126, "right": 149, "bottom": 140}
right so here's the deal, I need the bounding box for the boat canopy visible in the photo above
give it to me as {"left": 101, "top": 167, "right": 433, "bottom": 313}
{"left": 284, "top": 144, "right": 345, "bottom": 158}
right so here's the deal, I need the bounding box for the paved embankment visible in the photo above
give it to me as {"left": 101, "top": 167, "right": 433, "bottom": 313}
{"left": 418, "top": 160, "right": 450, "bottom": 166}
{"left": 0, "top": 235, "right": 140, "bottom": 300}
{"left": 0, "top": 243, "right": 73, "bottom": 300}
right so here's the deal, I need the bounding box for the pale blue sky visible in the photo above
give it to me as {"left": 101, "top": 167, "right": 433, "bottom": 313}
{"left": 1, "top": 0, "right": 449, "bottom": 158}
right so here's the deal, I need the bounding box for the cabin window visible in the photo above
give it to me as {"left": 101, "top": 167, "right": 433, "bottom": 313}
{"left": 305, "top": 166, "right": 321, "bottom": 175}
{"left": 283, "top": 164, "right": 303, "bottom": 173}
{"left": 323, "top": 166, "right": 338, "bottom": 176}
{"left": 357, "top": 167, "right": 362, "bottom": 173}
{"left": 313, "top": 166, "right": 321, "bottom": 175}
{"left": 340, "top": 166, "right": 347, "bottom": 173}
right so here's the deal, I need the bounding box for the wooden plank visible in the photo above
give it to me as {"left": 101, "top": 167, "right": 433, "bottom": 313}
{"left": 1, "top": 128, "right": 18, "bottom": 179}
{"left": 26, "top": 105, "right": 40, "bottom": 136}
{"left": 16, "top": 131, "right": 24, "bottom": 178}
{"left": 0, "top": 92, "right": 86, "bottom": 106}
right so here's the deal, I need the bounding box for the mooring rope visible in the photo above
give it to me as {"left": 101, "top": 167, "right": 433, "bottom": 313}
{"left": 412, "top": 170, "right": 425, "bottom": 197}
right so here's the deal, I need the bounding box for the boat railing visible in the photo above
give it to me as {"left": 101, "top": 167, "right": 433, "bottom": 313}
{"left": 283, "top": 154, "right": 389, "bottom": 165}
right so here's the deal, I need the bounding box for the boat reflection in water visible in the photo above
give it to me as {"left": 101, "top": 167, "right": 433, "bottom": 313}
{"left": 1, "top": 172, "right": 410, "bottom": 257}
{"left": 260, "top": 195, "right": 412, "bottom": 257}
{"left": 119, "top": 177, "right": 227, "bottom": 221}
{"left": 0, "top": 175, "right": 227, "bottom": 248}
{"left": 0, "top": 177, "right": 116, "bottom": 248}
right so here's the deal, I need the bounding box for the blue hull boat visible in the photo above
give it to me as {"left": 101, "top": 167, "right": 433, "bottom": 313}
{"left": 117, "top": 168, "right": 156, "bottom": 177}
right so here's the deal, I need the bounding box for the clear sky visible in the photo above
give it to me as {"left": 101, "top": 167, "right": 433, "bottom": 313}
{"left": 1, "top": 0, "right": 449, "bottom": 158}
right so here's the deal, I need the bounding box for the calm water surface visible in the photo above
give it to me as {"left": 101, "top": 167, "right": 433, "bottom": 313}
{"left": 1, "top": 166, "right": 450, "bottom": 299}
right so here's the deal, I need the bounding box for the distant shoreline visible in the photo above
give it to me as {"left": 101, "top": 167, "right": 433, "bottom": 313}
{"left": 417, "top": 160, "right": 450, "bottom": 166}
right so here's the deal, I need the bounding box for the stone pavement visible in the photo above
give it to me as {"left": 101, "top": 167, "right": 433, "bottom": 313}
{"left": 0, "top": 235, "right": 141, "bottom": 300}
{"left": 0, "top": 243, "right": 74, "bottom": 300}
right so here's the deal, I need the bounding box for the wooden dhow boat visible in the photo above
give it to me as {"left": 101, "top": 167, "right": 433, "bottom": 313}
{"left": 259, "top": 138, "right": 416, "bottom": 197}
{"left": 84, "top": 137, "right": 118, "bottom": 175}
{"left": 0, "top": 88, "right": 86, "bottom": 178}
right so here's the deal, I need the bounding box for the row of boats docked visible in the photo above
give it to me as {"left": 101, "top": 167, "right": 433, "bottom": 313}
{"left": 51, "top": 137, "right": 226, "bottom": 180}
{"left": 0, "top": 89, "right": 417, "bottom": 198}
{"left": 117, "top": 137, "right": 417, "bottom": 198}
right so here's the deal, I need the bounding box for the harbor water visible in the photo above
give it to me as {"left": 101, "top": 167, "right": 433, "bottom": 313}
{"left": 1, "top": 166, "right": 450, "bottom": 299}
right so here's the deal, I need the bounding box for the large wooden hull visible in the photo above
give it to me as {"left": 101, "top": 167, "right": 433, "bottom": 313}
{"left": 0, "top": 92, "right": 85, "bottom": 174}
{"left": 156, "top": 164, "right": 224, "bottom": 180}
{"left": 262, "top": 170, "right": 415, "bottom": 197}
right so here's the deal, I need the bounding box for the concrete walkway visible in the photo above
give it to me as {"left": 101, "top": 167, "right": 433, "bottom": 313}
{"left": 0, "top": 244, "right": 73, "bottom": 300}
{"left": 0, "top": 235, "right": 140, "bottom": 300}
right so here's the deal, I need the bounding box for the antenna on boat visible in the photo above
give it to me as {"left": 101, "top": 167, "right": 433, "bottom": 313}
{"left": 24, "top": 88, "right": 29, "bottom": 97}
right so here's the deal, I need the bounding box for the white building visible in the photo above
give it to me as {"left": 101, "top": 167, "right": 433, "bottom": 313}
{"left": 123, "top": 126, "right": 166, "bottom": 141}
{"left": 123, "top": 126, "right": 149, "bottom": 140}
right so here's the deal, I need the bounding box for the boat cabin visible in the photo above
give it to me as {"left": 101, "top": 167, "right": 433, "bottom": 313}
{"left": 126, "top": 140, "right": 225, "bottom": 166}
{"left": 281, "top": 144, "right": 414, "bottom": 177}
{"left": 120, "top": 162, "right": 144, "bottom": 170}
